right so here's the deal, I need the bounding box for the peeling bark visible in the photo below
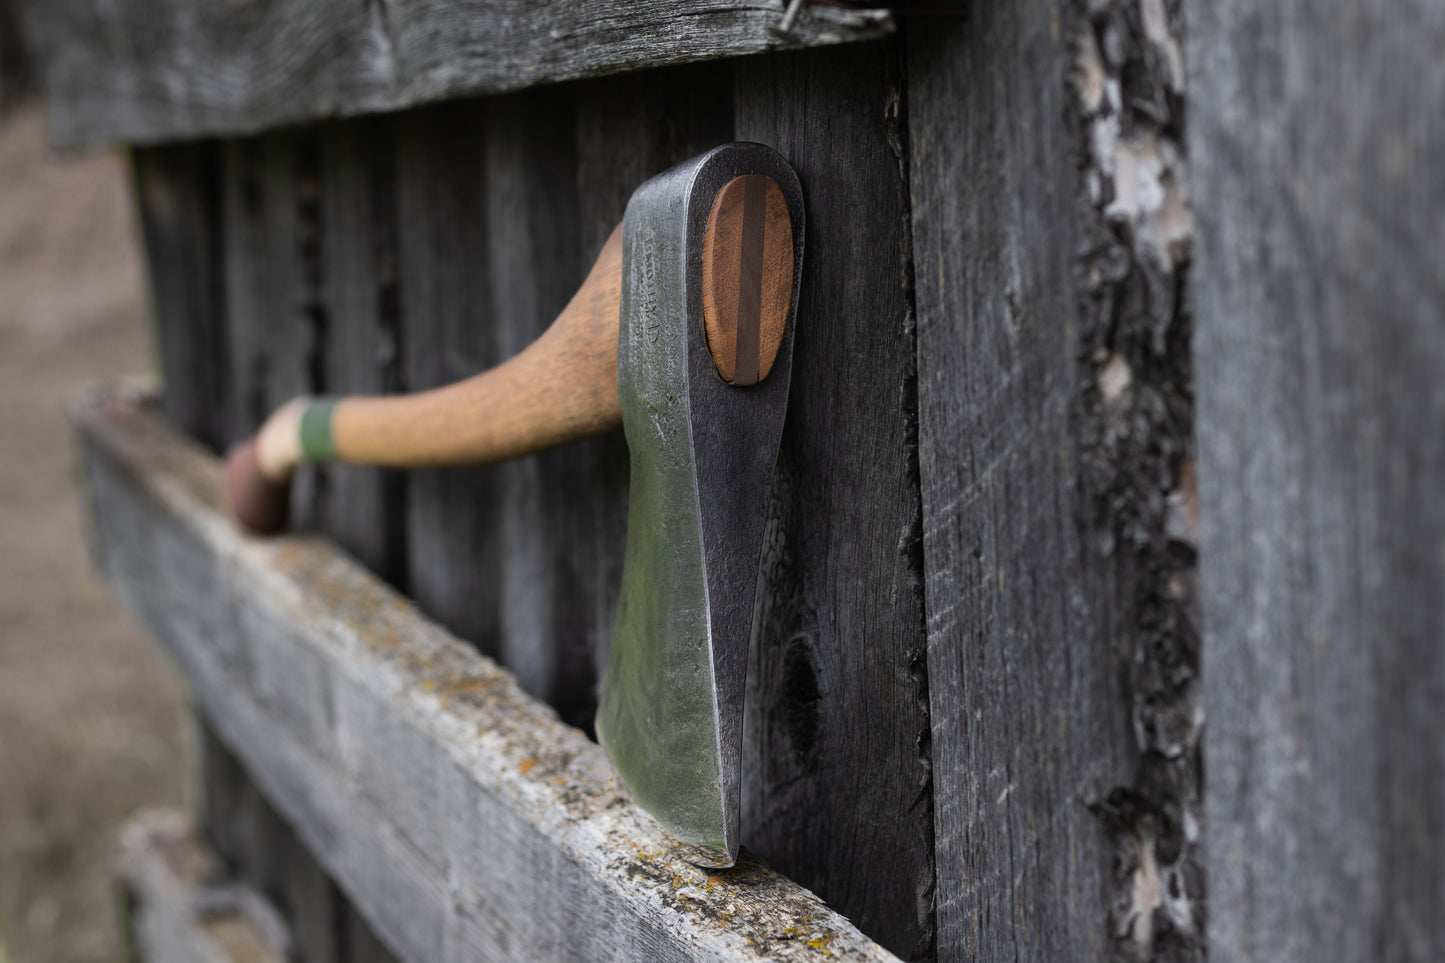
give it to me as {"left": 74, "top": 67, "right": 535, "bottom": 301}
{"left": 1069, "top": 1, "right": 1204, "bottom": 960}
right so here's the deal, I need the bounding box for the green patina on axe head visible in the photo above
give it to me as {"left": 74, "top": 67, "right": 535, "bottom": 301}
{"left": 596, "top": 143, "right": 804, "bottom": 868}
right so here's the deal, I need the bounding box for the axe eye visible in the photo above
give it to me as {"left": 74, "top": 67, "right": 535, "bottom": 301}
{"left": 701, "top": 174, "right": 795, "bottom": 387}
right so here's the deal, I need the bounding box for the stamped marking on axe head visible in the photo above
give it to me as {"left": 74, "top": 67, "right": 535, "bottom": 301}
{"left": 597, "top": 143, "right": 804, "bottom": 867}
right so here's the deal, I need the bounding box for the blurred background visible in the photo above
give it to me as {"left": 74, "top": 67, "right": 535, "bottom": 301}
{"left": 0, "top": 7, "right": 192, "bottom": 961}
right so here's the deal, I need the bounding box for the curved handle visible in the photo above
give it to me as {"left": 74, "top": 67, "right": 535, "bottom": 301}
{"left": 226, "top": 161, "right": 797, "bottom": 535}
{"left": 227, "top": 225, "right": 624, "bottom": 533}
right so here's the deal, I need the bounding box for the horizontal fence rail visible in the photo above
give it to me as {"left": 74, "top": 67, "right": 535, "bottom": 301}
{"left": 24, "top": 0, "right": 892, "bottom": 149}
{"left": 76, "top": 384, "right": 900, "bottom": 963}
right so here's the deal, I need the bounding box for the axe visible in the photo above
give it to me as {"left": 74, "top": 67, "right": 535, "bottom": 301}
{"left": 225, "top": 143, "right": 803, "bottom": 867}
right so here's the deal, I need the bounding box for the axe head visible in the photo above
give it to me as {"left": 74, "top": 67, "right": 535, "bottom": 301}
{"left": 595, "top": 143, "right": 804, "bottom": 867}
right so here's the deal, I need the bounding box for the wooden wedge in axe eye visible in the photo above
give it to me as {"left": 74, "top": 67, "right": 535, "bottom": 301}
{"left": 226, "top": 143, "right": 803, "bottom": 867}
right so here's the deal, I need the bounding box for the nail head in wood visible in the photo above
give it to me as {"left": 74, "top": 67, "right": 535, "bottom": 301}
{"left": 701, "top": 174, "right": 794, "bottom": 386}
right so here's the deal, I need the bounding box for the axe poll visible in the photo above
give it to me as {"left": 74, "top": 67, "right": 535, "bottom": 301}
{"left": 226, "top": 143, "right": 804, "bottom": 867}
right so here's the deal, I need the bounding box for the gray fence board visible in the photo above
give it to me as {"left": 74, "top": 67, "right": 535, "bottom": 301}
{"left": 393, "top": 100, "right": 506, "bottom": 658}
{"left": 481, "top": 87, "right": 594, "bottom": 727}
{"left": 1189, "top": 2, "right": 1445, "bottom": 960}
{"left": 220, "top": 131, "right": 315, "bottom": 446}
{"left": 22, "top": 0, "right": 889, "bottom": 150}
{"left": 314, "top": 117, "right": 408, "bottom": 585}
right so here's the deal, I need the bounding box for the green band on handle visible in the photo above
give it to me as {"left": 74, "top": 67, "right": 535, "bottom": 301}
{"left": 299, "top": 399, "right": 338, "bottom": 461}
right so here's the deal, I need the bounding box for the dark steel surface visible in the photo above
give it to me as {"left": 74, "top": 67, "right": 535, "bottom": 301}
{"left": 595, "top": 143, "right": 804, "bottom": 865}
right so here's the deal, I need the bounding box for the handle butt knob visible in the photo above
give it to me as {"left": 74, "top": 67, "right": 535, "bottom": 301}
{"left": 226, "top": 440, "right": 291, "bottom": 534}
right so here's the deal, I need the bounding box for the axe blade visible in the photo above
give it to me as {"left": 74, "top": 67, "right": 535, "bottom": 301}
{"left": 595, "top": 143, "right": 804, "bottom": 867}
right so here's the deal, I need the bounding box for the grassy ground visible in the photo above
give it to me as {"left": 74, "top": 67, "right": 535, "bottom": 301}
{"left": 0, "top": 103, "right": 191, "bottom": 962}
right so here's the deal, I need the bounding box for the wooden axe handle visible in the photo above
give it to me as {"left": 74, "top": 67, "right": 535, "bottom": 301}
{"left": 227, "top": 171, "right": 793, "bottom": 534}
{"left": 227, "top": 226, "right": 623, "bottom": 533}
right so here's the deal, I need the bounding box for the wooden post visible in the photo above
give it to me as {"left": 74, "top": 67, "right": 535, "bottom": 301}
{"left": 1189, "top": 2, "right": 1445, "bottom": 960}
{"left": 910, "top": 2, "right": 1201, "bottom": 959}
{"left": 736, "top": 43, "right": 936, "bottom": 959}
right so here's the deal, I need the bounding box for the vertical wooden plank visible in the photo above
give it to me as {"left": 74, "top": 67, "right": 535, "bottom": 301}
{"left": 1189, "top": 3, "right": 1445, "bottom": 961}
{"left": 201, "top": 721, "right": 346, "bottom": 963}
{"left": 132, "top": 142, "right": 231, "bottom": 453}
{"left": 909, "top": 2, "right": 1201, "bottom": 960}
{"left": 735, "top": 44, "right": 934, "bottom": 960}
{"left": 211, "top": 130, "right": 376, "bottom": 963}
{"left": 394, "top": 99, "right": 503, "bottom": 654}
{"left": 220, "top": 129, "right": 314, "bottom": 445}
{"left": 479, "top": 86, "right": 596, "bottom": 726}
{"left": 315, "top": 116, "right": 408, "bottom": 585}
{"left": 574, "top": 62, "right": 735, "bottom": 693}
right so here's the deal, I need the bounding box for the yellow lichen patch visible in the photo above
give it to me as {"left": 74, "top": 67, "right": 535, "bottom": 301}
{"left": 806, "top": 933, "right": 832, "bottom": 950}
{"left": 437, "top": 677, "right": 491, "bottom": 695}
{"left": 272, "top": 544, "right": 305, "bottom": 568}
{"left": 518, "top": 759, "right": 537, "bottom": 775}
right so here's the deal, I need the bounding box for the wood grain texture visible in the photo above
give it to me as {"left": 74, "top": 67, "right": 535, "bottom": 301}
{"left": 1189, "top": 3, "right": 1445, "bottom": 960}
{"left": 132, "top": 142, "right": 231, "bottom": 454}
{"left": 77, "top": 388, "right": 902, "bottom": 963}
{"left": 908, "top": 2, "right": 1201, "bottom": 959}
{"left": 219, "top": 131, "right": 314, "bottom": 448}
{"left": 22, "top": 0, "right": 891, "bottom": 150}
{"left": 392, "top": 99, "right": 504, "bottom": 657}
{"left": 701, "top": 174, "right": 793, "bottom": 386}
{"left": 479, "top": 86, "right": 594, "bottom": 730}
{"left": 220, "top": 128, "right": 368, "bottom": 550}
{"left": 313, "top": 116, "right": 408, "bottom": 586}
{"left": 735, "top": 45, "right": 934, "bottom": 961}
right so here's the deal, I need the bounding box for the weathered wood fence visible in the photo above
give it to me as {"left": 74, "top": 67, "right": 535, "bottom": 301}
{"left": 21, "top": 0, "right": 1445, "bottom": 960}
